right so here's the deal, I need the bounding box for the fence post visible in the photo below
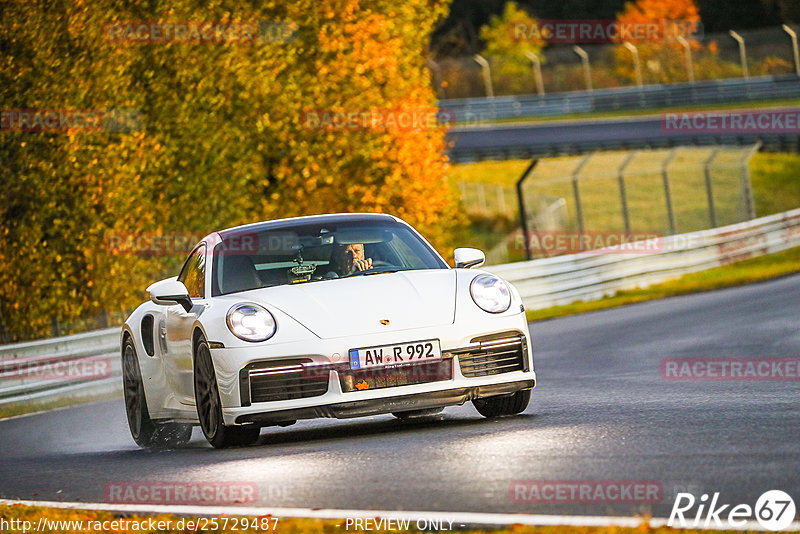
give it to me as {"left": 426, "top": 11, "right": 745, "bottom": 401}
{"left": 524, "top": 51, "right": 545, "bottom": 96}
{"left": 457, "top": 181, "right": 467, "bottom": 201}
{"left": 661, "top": 148, "right": 679, "bottom": 235}
{"left": 704, "top": 147, "right": 721, "bottom": 227}
{"left": 783, "top": 25, "right": 800, "bottom": 76}
{"left": 618, "top": 151, "right": 638, "bottom": 234}
{"left": 516, "top": 159, "right": 539, "bottom": 261}
{"left": 572, "top": 46, "right": 593, "bottom": 92}
{"left": 571, "top": 153, "right": 593, "bottom": 250}
{"left": 0, "top": 308, "right": 8, "bottom": 344}
{"left": 623, "top": 42, "right": 643, "bottom": 88}
{"left": 729, "top": 31, "right": 749, "bottom": 79}
{"left": 477, "top": 182, "right": 487, "bottom": 214}
{"left": 51, "top": 315, "right": 61, "bottom": 338}
{"left": 676, "top": 36, "right": 695, "bottom": 84}
{"left": 497, "top": 186, "right": 508, "bottom": 216}
{"left": 739, "top": 142, "right": 761, "bottom": 221}
{"left": 426, "top": 59, "right": 446, "bottom": 100}
{"left": 473, "top": 54, "right": 494, "bottom": 99}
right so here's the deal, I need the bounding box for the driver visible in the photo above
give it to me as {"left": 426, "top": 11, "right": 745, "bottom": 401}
{"left": 332, "top": 243, "right": 372, "bottom": 276}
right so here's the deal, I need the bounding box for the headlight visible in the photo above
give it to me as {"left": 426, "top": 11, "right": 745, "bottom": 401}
{"left": 226, "top": 303, "right": 276, "bottom": 342}
{"left": 470, "top": 274, "right": 511, "bottom": 313}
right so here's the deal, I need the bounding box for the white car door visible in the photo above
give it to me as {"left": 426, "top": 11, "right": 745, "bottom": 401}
{"left": 163, "top": 243, "right": 207, "bottom": 407}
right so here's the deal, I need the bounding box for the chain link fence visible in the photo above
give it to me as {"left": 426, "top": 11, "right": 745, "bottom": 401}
{"left": 455, "top": 145, "right": 761, "bottom": 264}
{"left": 434, "top": 26, "right": 799, "bottom": 99}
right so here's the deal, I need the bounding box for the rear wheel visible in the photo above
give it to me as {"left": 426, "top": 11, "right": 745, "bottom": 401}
{"left": 122, "top": 337, "right": 192, "bottom": 448}
{"left": 194, "top": 337, "right": 260, "bottom": 449}
{"left": 392, "top": 408, "right": 444, "bottom": 420}
{"left": 472, "top": 389, "right": 531, "bottom": 418}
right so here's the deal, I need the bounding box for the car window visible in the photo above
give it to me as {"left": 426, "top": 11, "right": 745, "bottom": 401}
{"left": 212, "top": 220, "right": 447, "bottom": 296}
{"left": 178, "top": 244, "right": 206, "bottom": 299}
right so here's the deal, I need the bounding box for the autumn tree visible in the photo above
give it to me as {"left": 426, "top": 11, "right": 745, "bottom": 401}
{"left": 478, "top": 2, "right": 545, "bottom": 96}
{"left": 612, "top": 0, "right": 726, "bottom": 83}
{"left": 0, "top": 0, "right": 460, "bottom": 341}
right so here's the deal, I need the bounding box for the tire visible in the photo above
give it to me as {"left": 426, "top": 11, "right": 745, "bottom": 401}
{"left": 122, "top": 337, "right": 193, "bottom": 449}
{"left": 194, "top": 336, "right": 260, "bottom": 449}
{"left": 392, "top": 407, "right": 444, "bottom": 420}
{"left": 472, "top": 389, "right": 531, "bottom": 418}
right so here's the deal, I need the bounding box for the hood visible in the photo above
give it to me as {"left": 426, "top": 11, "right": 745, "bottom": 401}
{"left": 247, "top": 269, "right": 456, "bottom": 339}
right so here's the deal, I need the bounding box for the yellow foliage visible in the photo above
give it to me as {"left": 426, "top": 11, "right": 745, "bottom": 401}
{"left": 0, "top": 0, "right": 460, "bottom": 341}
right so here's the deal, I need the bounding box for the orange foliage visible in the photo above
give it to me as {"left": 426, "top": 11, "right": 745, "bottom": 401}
{"left": 0, "top": 0, "right": 459, "bottom": 341}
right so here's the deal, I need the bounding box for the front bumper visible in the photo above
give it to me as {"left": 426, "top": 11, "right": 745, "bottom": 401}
{"left": 236, "top": 379, "right": 535, "bottom": 425}
{"left": 211, "top": 312, "right": 536, "bottom": 426}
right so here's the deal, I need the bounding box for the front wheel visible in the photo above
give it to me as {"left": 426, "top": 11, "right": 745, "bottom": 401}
{"left": 194, "top": 337, "right": 260, "bottom": 449}
{"left": 472, "top": 389, "right": 531, "bottom": 418}
{"left": 122, "top": 338, "right": 192, "bottom": 448}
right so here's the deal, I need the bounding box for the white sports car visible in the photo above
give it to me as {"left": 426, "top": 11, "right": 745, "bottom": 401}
{"left": 121, "top": 213, "right": 536, "bottom": 448}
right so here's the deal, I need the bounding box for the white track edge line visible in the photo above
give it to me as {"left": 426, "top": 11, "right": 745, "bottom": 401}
{"left": 2, "top": 499, "right": 799, "bottom": 531}
{"left": 0, "top": 392, "right": 120, "bottom": 422}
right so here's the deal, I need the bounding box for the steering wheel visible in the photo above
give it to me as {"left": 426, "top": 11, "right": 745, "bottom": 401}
{"left": 343, "top": 261, "right": 398, "bottom": 277}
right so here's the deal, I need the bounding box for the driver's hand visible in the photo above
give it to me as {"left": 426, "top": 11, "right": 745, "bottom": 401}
{"left": 352, "top": 257, "right": 373, "bottom": 271}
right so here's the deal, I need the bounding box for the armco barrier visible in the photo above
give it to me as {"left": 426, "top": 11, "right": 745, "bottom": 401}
{"left": 445, "top": 115, "right": 800, "bottom": 162}
{"left": 486, "top": 208, "right": 800, "bottom": 309}
{"left": 439, "top": 75, "right": 800, "bottom": 124}
{"left": 1, "top": 208, "right": 799, "bottom": 407}
{"left": 0, "top": 327, "right": 121, "bottom": 407}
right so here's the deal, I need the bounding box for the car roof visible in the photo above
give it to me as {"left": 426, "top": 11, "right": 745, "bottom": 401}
{"left": 217, "top": 212, "right": 401, "bottom": 239}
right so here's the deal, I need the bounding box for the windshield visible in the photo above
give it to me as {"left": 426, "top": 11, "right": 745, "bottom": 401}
{"left": 211, "top": 220, "right": 447, "bottom": 296}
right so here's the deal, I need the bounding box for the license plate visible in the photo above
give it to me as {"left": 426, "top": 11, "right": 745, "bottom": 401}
{"left": 349, "top": 339, "right": 442, "bottom": 370}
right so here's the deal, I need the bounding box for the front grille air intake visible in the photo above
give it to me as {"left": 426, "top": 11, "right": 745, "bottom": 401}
{"left": 454, "top": 332, "right": 528, "bottom": 377}
{"left": 240, "top": 358, "right": 329, "bottom": 406}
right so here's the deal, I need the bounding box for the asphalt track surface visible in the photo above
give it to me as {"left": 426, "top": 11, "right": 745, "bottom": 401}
{"left": 446, "top": 108, "right": 800, "bottom": 159}
{"left": 1, "top": 274, "right": 798, "bottom": 518}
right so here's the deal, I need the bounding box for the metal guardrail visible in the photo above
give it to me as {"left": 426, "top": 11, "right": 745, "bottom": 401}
{"left": 439, "top": 75, "right": 800, "bottom": 124}
{"left": 448, "top": 132, "right": 800, "bottom": 163}
{"left": 0, "top": 328, "right": 121, "bottom": 407}
{"left": 487, "top": 208, "right": 800, "bottom": 310}
{"left": 445, "top": 117, "right": 800, "bottom": 162}
{"left": 1, "top": 207, "right": 799, "bottom": 407}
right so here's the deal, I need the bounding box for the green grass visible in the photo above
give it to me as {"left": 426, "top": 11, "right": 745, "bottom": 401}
{"left": 751, "top": 152, "right": 800, "bottom": 215}
{"left": 449, "top": 151, "right": 800, "bottom": 263}
{"left": 525, "top": 244, "right": 800, "bottom": 322}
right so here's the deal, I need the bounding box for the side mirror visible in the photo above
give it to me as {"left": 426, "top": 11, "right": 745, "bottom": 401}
{"left": 454, "top": 247, "right": 485, "bottom": 269}
{"left": 146, "top": 277, "right": 193, "bottom": 312}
